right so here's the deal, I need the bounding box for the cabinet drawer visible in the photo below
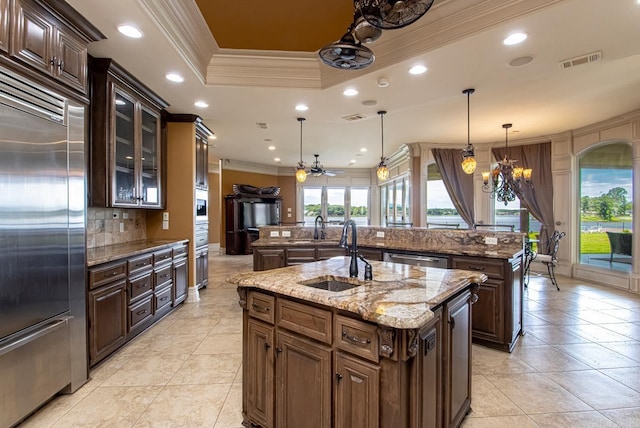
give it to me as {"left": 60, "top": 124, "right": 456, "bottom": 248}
{"left": 195, "top": 232, "right": 208, "bottom": 248}
{"left": 286, "top": 248, "right": 316, "bottom": 264}
{"left": 155, "top": 285, "right": 173, "bottom": 312}
{"left": 172, "top": 244, "right": 188, "bottom": 258}
{"left": 128, "top": 272, "right": 153, "bottom": 303}
{"left": 248, "top": 291, "right": 275, "bottom": 324}
{"left": 317, "top": 247, "right": 347, "bottom": 260}
{"left": 450, "top": 256, "right": 504, "bottom": 279}
{"left": 154, "top": 265, "right": 172, "bottom": 288}
{"left": 153, "top": 248, "right": 173, "bottom": 265}
{"left": 277, "top": 298, "right": 332, "bottom": 344}
{"left": 88, "top": 261, "right": 127, "bottom": 290}
{"left": 128, "top": 297, "right": 153, "bottom": 332}
{"left": 127, "top": 254, "right": 152, "bottom": 276}
{"left": 335, "top": 315, "right": 379, "bottom": 363}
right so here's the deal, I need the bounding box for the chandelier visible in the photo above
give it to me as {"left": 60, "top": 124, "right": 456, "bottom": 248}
{"left": 295, "top": 117, "right": 307, "bottom": 183}
{"left": 482, "top": 123, "right": 532, "bottom": 205}
{"left": 460, "top": 88, "right": 476, "bottom": 174}
{"left": 376, "top": 110, "right": 389, "bottom": 181}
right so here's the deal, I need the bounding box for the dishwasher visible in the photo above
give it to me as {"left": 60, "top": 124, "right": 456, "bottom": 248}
{"left": 383, "top": 252, "right": 449, "bottom": 268}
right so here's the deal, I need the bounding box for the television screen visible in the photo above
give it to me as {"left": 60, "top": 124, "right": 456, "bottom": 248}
{"left": 242, "top": 201, "right": 280, "bottom": 228}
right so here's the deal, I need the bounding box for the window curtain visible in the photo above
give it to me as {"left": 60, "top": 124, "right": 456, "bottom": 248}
{"left": 431, "top": 148, "right": 475, "bottom": 228}
{"left": 492, "top": 142, "right": 554, "bottom": 252}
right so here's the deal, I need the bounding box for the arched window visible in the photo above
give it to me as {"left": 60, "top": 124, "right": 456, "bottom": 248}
{"left": 578, "top": 142, "right": 632, "bottom": 272}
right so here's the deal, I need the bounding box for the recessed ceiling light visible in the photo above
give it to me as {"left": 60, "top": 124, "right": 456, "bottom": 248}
{"left": 268, "top": 145, "right": 276, "bottom": 151}
{"left": 409, "top": 65, "right": 427, "bottom": 75}
{"left": 503, "top": 32, "right": 527, "bottom": 45}
{"left": 295, "top": 104, "right": 308, "bottom": 111}
{"left": 117, "top": 24, "right": 143, "bottom": 38}
{"left": 194, "top": 101, "right": 208, "bottom": 108}
{"left": 274, "top": 157, "right": 281, "bottom": 162}
{"left": 343, "top": 88, "right": 358, "bottom": 96}
{"left": 360, "top": 148, "right": 367, "bottom": 152}
{"left": 350, "top": 160, "right": 356, "bottom": 164}
{"left": 165, "top": 73, "right": 184, "bottom": 83}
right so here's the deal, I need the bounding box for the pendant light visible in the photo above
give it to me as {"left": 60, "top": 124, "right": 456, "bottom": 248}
{"left": 376, "top": 110, "right": 389, "bottom": 181}
{"left": 295, "top": 117, "right": 307, "bottom": 183}
{"left": 461, "top": 88, "right": 477, "bottom": 174}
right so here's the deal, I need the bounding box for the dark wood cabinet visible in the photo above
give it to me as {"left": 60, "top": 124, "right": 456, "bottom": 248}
{"left": 12, "top": 0, "right": 88, "bottom": 91}
{"left": 443, "top": 290, "right": 472, "bottom": 428}
{"left": 195, "top": 247, "right": 208, "bottom": 289}
{"left": 246, "top": 318, "right": 275, "bottom": 428}
{"left": 450, "top": 255, "right": 523, "bottom": 352}
{"left": 88, "top": 242, "right": 188, "bottom": 367}
{"left": 357, "top": 247, "right": 384, "bottom": 261}
{"left": 0, "top": 0, "right": 8, "bottom": 53}
{"left": 334, "top": 352, "right": 379, "bottom": 428}
{"left": 253, "top": 247, "right": 285, "bottom": 271}
{"left": 285, "top": 247, "right": 316, "bottom": 265}
{"left": 317, "top": 246, "right": 347, "bottom": 260}
{"left": 195, "top": 123, "right": 209, "bottom": 189}
{"left": 89, "top": 57, "right": 168, "bottom": 208}
{"left": 88, "top": 277, "right": 127, "bottom": 366}
{"left": 276, "top": 330, "right": 332, "bottom": 428}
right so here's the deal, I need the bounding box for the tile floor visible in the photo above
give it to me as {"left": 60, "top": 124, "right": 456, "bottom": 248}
{"left": 19, "top": 253, "right": 640, "bottom": 427}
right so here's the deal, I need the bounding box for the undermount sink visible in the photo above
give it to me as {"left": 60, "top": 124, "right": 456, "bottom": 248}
{"left": 299, "top": 276, "right": 360, "bottom": 292}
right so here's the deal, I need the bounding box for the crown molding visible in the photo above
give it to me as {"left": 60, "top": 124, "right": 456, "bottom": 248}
{"left": 139, "top": 0, "right": 567, "bottom": 89}
{"left": 137, "top": 0, "right": 216, "bottom": 85}
{"left": 221, "top": 159, "right": 281, "bottom": 175}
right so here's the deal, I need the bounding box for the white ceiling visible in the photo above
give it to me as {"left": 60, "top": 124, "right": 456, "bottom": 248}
{"left": 66, "top": 0, "right": 640, "bottom": 172}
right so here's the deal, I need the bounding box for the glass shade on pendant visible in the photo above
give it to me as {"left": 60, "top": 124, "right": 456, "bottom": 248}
{"left": 377, "top": 160, "right": 389, "bottom": 181}
{"left": 523, "top": 168, "right": 533, "bottom": 182}
{"left": 461, "top": 156, "right": 477, "bottom": 174}
{"left": 296, "top": 166, "right": 307, "bottom": 183}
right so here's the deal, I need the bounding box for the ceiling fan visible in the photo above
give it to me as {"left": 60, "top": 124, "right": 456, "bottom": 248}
{"left": 309, "top": 154, "right": 343, "bottom": 177}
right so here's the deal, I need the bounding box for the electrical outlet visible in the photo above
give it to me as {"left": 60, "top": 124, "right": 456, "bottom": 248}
{"left": 287, "top": 213, "right": 292, "bottom": 217}
{"left": 270, "top": 231, "right": 279, "bottom": 237}
{"left": 485, "top": 236, "right": 498, "bottom": 245}
{"left": 162, "top": 220, "right": 169, "bottom": 230}
{"left": 162, "top": 212, "right": 169, "bottom": 221}
{"left": 122, "top": 212, "right": 129, "bottom": 219}
{"left": 376, "top": 231, "right": 385, "bottom": 238}
{"left": 119, "top": 222, "right": 124, "bottom": 233}
{"left": 282, "top": 230, "right": 291, "bottom": 237}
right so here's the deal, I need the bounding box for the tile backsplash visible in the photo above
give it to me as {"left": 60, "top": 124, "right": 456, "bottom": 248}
{"left": 87, "top": 208, "right": 146, "bottom": 248}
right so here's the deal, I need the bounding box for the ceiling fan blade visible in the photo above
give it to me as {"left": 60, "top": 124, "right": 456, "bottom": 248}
{"left": 324, "top": 172, "right": 336, "bottom": 177}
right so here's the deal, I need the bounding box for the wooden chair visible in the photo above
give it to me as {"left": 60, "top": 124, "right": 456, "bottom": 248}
{"left": 533, "top": 230, "right": 565, "bottom": 290}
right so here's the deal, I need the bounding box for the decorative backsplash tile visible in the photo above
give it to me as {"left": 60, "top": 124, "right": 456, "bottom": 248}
{"left": 87, "top": 208, "right": 146, "bottom": 248}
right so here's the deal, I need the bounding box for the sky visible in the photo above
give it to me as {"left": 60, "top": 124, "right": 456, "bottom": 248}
{"left": 581, "top": 168, "right": 633, "bottom": 199}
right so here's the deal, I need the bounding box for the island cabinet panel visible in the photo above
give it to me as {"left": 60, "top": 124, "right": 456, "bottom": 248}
{"left": 88, "top": 278, "right": 127, "bottom": 366}
{"left": 419, "top": 319, "right": 442, "bottom": 428}
{"left": 285, "top": 247, "right": 316, "bottom": 265}
{"left": 335, "top": 352, "right": 380, "bottom": 428}
{"left": 246, "top": 318, "right": 274, "bottom": 428}
{"left": 450, "top": 255, "right": 523, "bottom": 352}
{"left": 0, "top": 0, "right": 8, "bottom": 52}
{"left": 443, "top": 290, "right": 472, "bottom": 428}
{"left": 317, "top": 246, "right": 347, "bottom": 260}
{"left": 253, "top": 247, "right": 285, "bottom": 271}
{"left": 276, "top": 330, "right": 332, "bottom": 428}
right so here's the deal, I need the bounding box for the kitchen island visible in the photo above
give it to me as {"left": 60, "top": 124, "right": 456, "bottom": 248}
{"left": 228, "top": 257, "right": 487, "bottom": 428}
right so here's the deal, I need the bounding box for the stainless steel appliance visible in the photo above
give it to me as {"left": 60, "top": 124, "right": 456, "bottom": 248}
{"left": 0, "top": 66, "right": 87, "bottom": 427}
{"left": 196, "top": 188, "right": 208, "bottom": 223}
{"left": 383, "top": 252, "right": 449, "bottom": 268}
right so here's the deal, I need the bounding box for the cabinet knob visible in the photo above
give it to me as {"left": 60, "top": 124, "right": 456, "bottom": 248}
{"left": 264, "top": 342, "right": 271, "bottom": 351}
{"left": 335, "top": 373, "right": 343, "bottom": 381}
{"left": 448, "top": 318, "right": 456, "bottom": 329}
{"left": 275, "top": 347, "right": 282, "bottom": 355}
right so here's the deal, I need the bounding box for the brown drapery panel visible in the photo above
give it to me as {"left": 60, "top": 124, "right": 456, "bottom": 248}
{"left": 492, "top": 142, "right": 554, "bottom": 251}
{"left": 431, "top": 148, "right": 474, "bottom": 228}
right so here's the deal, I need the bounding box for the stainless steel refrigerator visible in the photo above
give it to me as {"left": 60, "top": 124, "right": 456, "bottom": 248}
{"left": 0, "top": 65, "right": 87, "bottom": 427}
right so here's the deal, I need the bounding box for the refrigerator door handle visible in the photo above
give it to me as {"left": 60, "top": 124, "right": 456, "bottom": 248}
{"left": 0, "top": 317, "right": 70, "bottom": 358}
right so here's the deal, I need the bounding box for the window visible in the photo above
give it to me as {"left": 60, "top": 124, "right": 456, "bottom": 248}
{"left": 302, "top": 186, "right": 370, "bottom": 226}
{"left": 578, "top": 142, "right": 632, "bottom": 272}
{"left": 493, "top": 199, "right": 540, "bottom": 233}
{"left": 380, "top": 176, "right": 410, "bottom": 225}
{"left": 426, "top": 164, "right": 468, "bottom": 229}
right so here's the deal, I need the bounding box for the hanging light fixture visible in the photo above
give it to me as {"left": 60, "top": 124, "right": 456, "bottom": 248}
{"left": 356, "top": 0, "right": 435, "bottom": 30}
{"left": 376, "top": 110, "right": 389, "bottom": 181}
{"left": 481, "top": 123, "right": 533, "bottom": 205}
{"left": 461, "top": 88, "right": 477, "bottom": 174}
{"left": 295, "top": 117, "right": 307, "bottom": 183}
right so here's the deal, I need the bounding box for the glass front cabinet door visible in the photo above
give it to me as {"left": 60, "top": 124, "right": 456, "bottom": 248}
{"left": 111, "top": 86, "right": 162, "bottom": 208}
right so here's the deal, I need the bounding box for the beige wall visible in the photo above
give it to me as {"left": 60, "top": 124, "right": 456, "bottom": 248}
{"left": 208, "top": 172, "right": 221, "bottom": 244}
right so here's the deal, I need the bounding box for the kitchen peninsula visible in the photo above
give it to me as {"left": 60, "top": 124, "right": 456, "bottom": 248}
{"left": 252, "top": 226, "right": 525, "bottom": 353}
{"left": 229, "top": 257, "right": 487, "bottom": 428}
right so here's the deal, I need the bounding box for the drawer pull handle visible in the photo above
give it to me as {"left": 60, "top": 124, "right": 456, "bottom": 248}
{"left": 136, "top": 309, "right": 147, "bottom": 316}
{"left": 342, "top": 331, "right": 371, "bottom": 345}
{"left": 160, "top": 296, "right": 169, "bottom": 301}
{"left": 159, "top": 274, "right": 168, "bottom": 279}
{"left": 467, "top": 265, "right": 485, "bottom": 271}
{"left": 136, "top": 283, "right": 148, "bottom": 289}
{"left": 251, "top": 303, "right": 270, "bottom": 313}
{"left": 111, "top": 271, "right": 119, "bottom": 276}
{"left": 471, "top": 293, "right": 479, "bottom": 304}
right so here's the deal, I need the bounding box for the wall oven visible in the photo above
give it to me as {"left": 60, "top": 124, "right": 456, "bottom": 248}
{"left": 196, "top": 189, "right": 208, "bottom": 223}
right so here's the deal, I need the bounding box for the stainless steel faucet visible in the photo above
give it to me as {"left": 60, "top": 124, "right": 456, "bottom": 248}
{"left": 314, "top": 215, "right": 325, "bottom": 240}
{"left": 339, "top": 220, "right": 358, "bottom": 278}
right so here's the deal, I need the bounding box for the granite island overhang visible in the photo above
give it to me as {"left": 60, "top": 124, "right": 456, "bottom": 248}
{"left": 228, "top": 257, "right": 488, "bottom": 428}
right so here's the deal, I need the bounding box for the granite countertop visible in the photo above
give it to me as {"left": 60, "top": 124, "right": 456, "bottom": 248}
{"left": 87, "top": 239, "right": 189, "bottom": 266}
{"left": 228, "top": 257, "right": 487, "bottom": 329}
{"left": 251, "top": 238, "right": 521, "bottom": 260}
